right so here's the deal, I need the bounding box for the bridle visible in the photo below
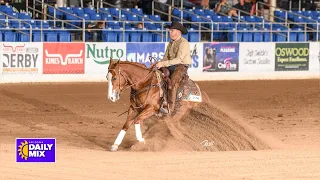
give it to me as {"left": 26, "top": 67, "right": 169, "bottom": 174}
{"left": 107, "top": 62, "right": 159, "bottom": 109}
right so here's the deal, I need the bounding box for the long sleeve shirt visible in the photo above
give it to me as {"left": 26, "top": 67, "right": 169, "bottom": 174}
{"left": 158, "top": 36, "right": 191, "bottom": 67}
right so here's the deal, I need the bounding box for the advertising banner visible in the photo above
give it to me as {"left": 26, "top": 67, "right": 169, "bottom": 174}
{"left": 188, "top": 43, "right": 203, "bottom": 73}
{"left": 239, "top": 42, "right": 275, "bottom": 72}
{"left": 126, "top": 43, "right": 165, "bottom": 67}
{"left": 1, "top": 43, "right": 42, "bottom": 74}
{"left": 203, "top": 42, "right": 239, "bottom": 72}
{"left": 85, "top": 43, "right": 126, "bottom": 75}
{"left": 43, "top": 43, "right": 85, "bottom": 74}
{"left": 275, "top": 43, "right": 309, "bottom": 71}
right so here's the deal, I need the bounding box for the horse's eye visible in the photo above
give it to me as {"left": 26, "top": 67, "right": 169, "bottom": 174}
{"left": 112, "top": 77, "right": 117, "bottom": 81}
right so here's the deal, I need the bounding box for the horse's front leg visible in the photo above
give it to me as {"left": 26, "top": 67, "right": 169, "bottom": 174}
{"left": 133, "top": 105, "right": 155, "bottom": 143}
{"left": 111, "top": 106, "right": 136, "bottom": 152}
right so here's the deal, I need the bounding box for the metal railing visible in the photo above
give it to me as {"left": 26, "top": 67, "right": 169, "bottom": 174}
{"left": 257, "top": 1, "right": 319, "bottom": 40}
{"left": 0, "top": 12, "right": 33, "bottom": 42}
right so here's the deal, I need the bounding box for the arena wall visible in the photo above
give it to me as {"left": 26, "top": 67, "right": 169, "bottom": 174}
{"left": 0, "top": 42, "right": 319, "bottom": 83}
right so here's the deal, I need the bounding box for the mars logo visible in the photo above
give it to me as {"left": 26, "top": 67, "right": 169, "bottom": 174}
{"left": 43, "top": 43, "right": 85, "bottom": 74}
{"left": 16, "top": 138, "right": 56, "bottom": 163}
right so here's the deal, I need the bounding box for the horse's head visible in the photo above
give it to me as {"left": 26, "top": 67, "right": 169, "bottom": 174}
{"left": 107, "top": 58, "right": 127, "bottom": 102}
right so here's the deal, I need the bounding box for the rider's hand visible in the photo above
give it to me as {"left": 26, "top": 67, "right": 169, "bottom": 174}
{"left": 155, "top": 62, "right": 163, "bottom": 69}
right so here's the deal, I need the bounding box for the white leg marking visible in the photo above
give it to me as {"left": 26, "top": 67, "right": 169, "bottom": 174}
{"left": 135, "top": 124, "right": 145, "bottom": 142}
{"left": 114, "top": 130, "right": 126, "bottom": 145}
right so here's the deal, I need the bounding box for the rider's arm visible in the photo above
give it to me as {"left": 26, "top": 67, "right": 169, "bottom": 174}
{"left": 161, "top": 45, "right": 169, "bottom": 61}
{"left": 158, "top": 41, "right": 190, "bottom": 67}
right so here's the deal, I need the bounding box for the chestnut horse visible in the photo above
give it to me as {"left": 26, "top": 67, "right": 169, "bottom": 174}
{"left": 107, "top": 58, "right": 208, "bottom": 151}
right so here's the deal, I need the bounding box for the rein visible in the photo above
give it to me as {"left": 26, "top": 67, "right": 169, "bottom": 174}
{"left": 108, "top": 62, "right": 159, "bottom": 110}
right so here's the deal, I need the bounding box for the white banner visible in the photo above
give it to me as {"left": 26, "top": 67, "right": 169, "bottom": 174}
{"left": 309, "top": 42, "right": 320, "bottom": 74}
{"left": 188, "top": 43, "right": 203, "bottom": 74}
{"left": 85, "top": 42, "right": 126, "bottom": 75}
{"left": 1, "top": 42, "right": 43, "bottom": 74}
{"left": 239, "top": 42, "right": 275, "bottom": 73}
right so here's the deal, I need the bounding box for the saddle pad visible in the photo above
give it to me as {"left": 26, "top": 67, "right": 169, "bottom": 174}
{"left": 177, "top": 79, "right": 202, "bottom": 103}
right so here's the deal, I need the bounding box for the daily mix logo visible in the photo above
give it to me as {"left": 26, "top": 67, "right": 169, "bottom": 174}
{"left": 16, "top": 138, "right": 56, "bottom": 163}
{"left": 43, "top": 43, "right": 85, "bottom": 74}
{"left": 203, "top": 43, "right": 239, "bottom": 72}
{"left": 2, "top": 43, "right": 41, "bottom": 73}
{"left": 275, "top": 43, "right": 309, "bottom": 71}
{"left": 126, "top": 43, "right": 165, "bottom": 68}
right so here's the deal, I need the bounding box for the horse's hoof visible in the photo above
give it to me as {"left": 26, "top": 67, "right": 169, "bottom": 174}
{"left": 110, "top": 144, "right": 119, "bottom": 152}
{"left": 138, "top": 138, "right": 146, "bottom": 144}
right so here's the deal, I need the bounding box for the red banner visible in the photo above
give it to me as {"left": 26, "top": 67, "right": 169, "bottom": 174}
{"left": 43, "top": 43, "right": 85, "bottom": 74}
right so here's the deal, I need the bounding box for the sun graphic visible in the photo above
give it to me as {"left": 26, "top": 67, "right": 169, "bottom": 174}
{"left": 18, "top": 140, "right": 29, "bottom": 160}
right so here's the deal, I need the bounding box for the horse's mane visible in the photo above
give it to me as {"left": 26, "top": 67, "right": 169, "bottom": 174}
{"left": 111, "top": 60, "right": 148, "bottom": 69}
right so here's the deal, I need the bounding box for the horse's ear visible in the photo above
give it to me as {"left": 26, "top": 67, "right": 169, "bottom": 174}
{"left": 110, "top": 57, "right": 113, "bottom": 65}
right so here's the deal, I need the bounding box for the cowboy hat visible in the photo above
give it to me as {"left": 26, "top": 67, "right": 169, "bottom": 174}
{"left": 164, "top": 21, "right": 188, "bottom": 34}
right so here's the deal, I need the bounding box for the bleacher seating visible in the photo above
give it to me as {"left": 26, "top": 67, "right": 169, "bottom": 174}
{"left": 0, "top": 3, "right": 319, "bottom": 42}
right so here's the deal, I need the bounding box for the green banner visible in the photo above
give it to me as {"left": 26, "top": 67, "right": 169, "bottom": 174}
{"left": 275, "top": 43, "right": 309, "bottom": 71}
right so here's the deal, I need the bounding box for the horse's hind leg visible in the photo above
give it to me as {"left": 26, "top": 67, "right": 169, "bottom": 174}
{"left": 111, "top": 106, "right": 136, "bottom": 152}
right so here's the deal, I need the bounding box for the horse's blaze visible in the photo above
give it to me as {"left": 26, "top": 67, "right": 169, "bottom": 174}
{"left": 107, "top": 72, "right": 120, "bottom": 102}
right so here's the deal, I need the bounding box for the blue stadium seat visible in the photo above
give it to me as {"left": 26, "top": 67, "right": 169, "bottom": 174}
{"left": 109, "top": 8, "right": 120, "bottom": 17}
{"left": 242, "top": 29, "right": 253, "bottom": 42}
{"left": 297, "top": 31, "right": 309, "bottom": 41}
{"left": 303, "top": 10, "right": 313, "bottom": 17}
{"left": 90, "top": 13, "right": 102, "bottom": 21}
{"left": 3, "top": 31, "right": 16, "bottom": 42}
{"left": 144, "top": 21, "right": 156, "bottom": 30}
{"left": 18, "top": 29, "right": 31, "bottom": 42}
{"left": 274, "top": 10, "right": 285, "bottom": 22}
{"left": 99, "top": 8, "right": 110, "bottom": 15}
{"left": 129, "top": 28, "right": 141, "bottom": 42}
{"left": 78, "top": 14, "right": 90, "bottom": 26}
{"left": 127, "top": 14, "right": 139, "bottom": 21}
{"left": 58, "top": 31, "right": 71, "bottom": 42}
{"left": 121, "top": 8, "right": 131, "bottom": 17}
{"left": 84, "top": 7, "right": 96, "bottom": 15}
{"left": 245, "top": 16, "right": 256, "bottom": 22}
{"left": 45, "top": 32, "right": 58, "bottom": 42}
{"left": 102, "top": 28, "right": 116, "bottom": 42}
{"left": 1, "top": 5, "right": 14, "bottom": 14}
{"left": 141, "top": 30, "right": 152, "bottom": 42}
{"left": 289, "top": 29, "right": 298, "bottom": 42}
{"left": 212, "top": 15, "right": 223, "bottom": 22}
{"left": 204, "top": 9, "right": 216, "bottom": 16}
{"left": 253, "top": 30, "right": 263, "bottom": 42}
{"left": 152, "top": 28, "right": 163, "bottom": 42}
{"left": 119, "top": 14, "right": 127, "bottom": 21}
{"left": 73, "top": 7, "right": 84, "bottom": 15}
{"left": 188, "top": 28, "right": 199, "bottom": 42}
{"left": 149, "top": 15, "right": 161, "bottom": 21}
{"left": 139, "top": 14, "right": 149, "bottom": 21}
{"left": 194, "top": 9, "right": 205, "bottom": 16}
{"left": 131, "top": 8, "right": 143, "bottom": 15}
{"left": 18, "top": 13, "right": 32, "bottom": 19}
{"left": 65, "top": 14, "right": 81, "bottom": 28}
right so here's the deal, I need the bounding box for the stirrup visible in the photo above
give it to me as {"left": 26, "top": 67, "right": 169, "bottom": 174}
{"left": 159, "top": 101, "right": 170, "bottom": 114}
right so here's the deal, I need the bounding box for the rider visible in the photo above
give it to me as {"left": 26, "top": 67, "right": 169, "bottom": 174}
{"left": 152, "top": 21, "right": 191, "bottom": 114}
